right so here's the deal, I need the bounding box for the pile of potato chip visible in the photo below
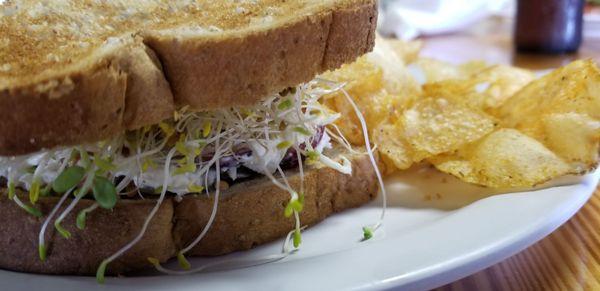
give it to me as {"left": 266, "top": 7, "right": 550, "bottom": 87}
{"left": 322, "top": 38, "right": 600, "bottom": 188}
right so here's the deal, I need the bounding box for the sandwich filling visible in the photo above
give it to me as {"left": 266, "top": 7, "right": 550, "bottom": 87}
{"left": 0, "top": 79, "right": 348, "bottom": 199}
{"left": 0, "top": 78, "right": 386, "bottom": 281}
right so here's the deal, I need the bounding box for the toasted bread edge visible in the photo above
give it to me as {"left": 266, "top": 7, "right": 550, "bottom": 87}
{"left": 0, "top": 152, "right": 378, "bottom": 275}
{"left": 0, "top": 1, "right": 377, "bottom": 156}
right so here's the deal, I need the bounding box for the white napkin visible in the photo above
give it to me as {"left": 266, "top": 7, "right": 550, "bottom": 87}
{"left": 379, "top": 0, "right": 513, "bottom": 40}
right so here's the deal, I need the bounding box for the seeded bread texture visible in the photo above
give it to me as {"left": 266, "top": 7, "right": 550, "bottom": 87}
{"left": 173, "top": 149, "right": 378, "bottom": 256}
{"left": 0, "top": 195, "right": 175, "bottom": 275}
{"left": 0, "top": 0, "right": 377, "bottom": 156}
{"left": 0, "top": 151, "right": 378, "bottom": 275}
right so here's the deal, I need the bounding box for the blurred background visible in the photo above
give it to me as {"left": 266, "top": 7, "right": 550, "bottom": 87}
{"left": 379, "top": 0, "right": 515, "bottom": 40}
{"left": 377, "top": 0, "right": 600, "bottom": 68}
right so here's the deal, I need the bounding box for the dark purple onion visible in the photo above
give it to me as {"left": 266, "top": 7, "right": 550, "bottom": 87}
{"left": 279, "top": 150, "right": 300, "bottom": 169}
{"left": 280, "top": 125, "right": 324, "bottom": 169}
{"left": 195, "top": 126, "right": 324, "bottom": 171}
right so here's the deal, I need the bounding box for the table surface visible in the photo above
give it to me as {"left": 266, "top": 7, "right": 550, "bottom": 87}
{"left": 418, "top": 17, "right": 600, "bottom": 290}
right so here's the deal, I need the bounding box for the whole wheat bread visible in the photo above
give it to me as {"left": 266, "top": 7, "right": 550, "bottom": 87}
{"left": 0, "top": 0, "right": 377, "bottom": 156}
{"left": 0, "top": 150, "right": 378, "bottom": 275}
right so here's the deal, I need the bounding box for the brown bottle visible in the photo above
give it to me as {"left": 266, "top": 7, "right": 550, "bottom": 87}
{"left": 515, "top": 0, "right": 584, "bottom": 53}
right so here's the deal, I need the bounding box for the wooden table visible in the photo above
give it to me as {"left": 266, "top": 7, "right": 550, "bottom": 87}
{"left": 418, "top": 17, "right": 600, "bottom": 290}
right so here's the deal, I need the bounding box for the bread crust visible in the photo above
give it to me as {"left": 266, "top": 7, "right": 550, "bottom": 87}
{"left": 0, "top": 1, "right": 377, "bottom": 156}
{"left": 0, "top": 59, "right": 128, "bottom": 156}
{"left": 144, "top": 0, "right": 377, "bottom": 110}
{"left": 0, "top": 196, "right": 175, "bottom": 275}
{"left": 173, "top": 151, "right": 378, "bottom": 255}
{"left": 0, "top": 153, "right": 377, "bottom": 275}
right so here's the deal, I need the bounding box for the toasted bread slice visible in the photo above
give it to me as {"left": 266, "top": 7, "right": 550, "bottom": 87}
{"left": 0, "top": 149, "right": 378, "bottom": 275}
{"left": 0, "top": 196, "right": 176, "bottom": 276}
{"left": 0, "top": 0, "right": 377, "bottom": 156}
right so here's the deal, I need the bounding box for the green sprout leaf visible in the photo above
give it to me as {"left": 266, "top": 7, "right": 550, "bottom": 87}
{"left": 309, "top": 109, "right": 322, "bottom": 115}
{"left": 276, "top": 141, "right": 292, "bottom": 150}
{"left": 40, "top": 184, "right": 52, "bottom": 197}
{"left": 293, "top": 229, "right": 302, "bottom": 248}
{"left": 177, "top": 252, "right": 191, "bottom": 270}
{"left": 23, "top": 204, "right": 42, "bottom": 217}
{"left": 187, "top": 183, "right": 205, "bottom": 193}
{"left": 148, "top": 257, "right": 160, "bottom": 267}
{"left": 13, "top": 196, "right": 42, "bottom": 217}
{"left": 76, "top": 210, "right": 87, "bottom": 230}
{"left": 8, "top": 182, "right": 15, "bottom": 200}
{"left": 53, "top": 173, "right": 94, "bottom": 239}
{"left": 306, "top": 151, "right": 320, "bottom": 164}
{"left": 284, "top": 196, "right": 304, "bottom": 217}
{"left": 175, "top": 141, "right": 191, "bottom": 156}
{"left": 54, "top": 221, "right": 71, "bottom": 239}
{"left": 141, "top": 158, "right": 157, "bottom": 172}
{"left": 292, "top": 126, "right": 312, "bottom": 136}
{"left": 52, "top": 166, "right": 85, "bottom": 193}
{"left": 96, "top": 260, "right": 108, "bottom": 284}
{"left": 79, "top": 149, "right": 91, "bottom": 168}
{"left": 93, "top": 155, "right": 116, "bottom": 173}
{"left": 290, "top": 199, "right": 303, "bottom": 212}
{"left": 158, "top": 121, "right": 175, "bottom": 137}
{"left": 29, "top": 180, "right": 40, "bottom": 204}
{"left": 173, "top": 162, "right": 196, "bottom": 176}
{"left": 193, "top": 146, "right": 202, "bottom": 157}
{"left": 92, "top": 176, "right": 118, "bottom": 209}
{"left": 362, "top": 226, "right": 373, "bottom": 241}
{"left": 202, "top": 121, "right": 212, "bottom": 138}
{"left": 278, "top": 99, "right": 293, "bottom": 110}
{"left": 76, "top": 204, "right": 98, "bottom": 230}
{"left": 284, "top": 201, "right": 294, "bottom": 218}
{"left": 39, "top": 244, "right": 47, "bottom": 262}
{"left": 68, "top": 149, "right": 79, "bottom": 162}
{"left": 13, "top": 196, "right": 43, "bottom": 217}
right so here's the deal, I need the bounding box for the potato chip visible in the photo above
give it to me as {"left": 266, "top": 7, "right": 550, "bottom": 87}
{"left": 401, "top": 97, "right": 496, "bottom": 161}
{"left": 322, "top": 57, "right": 384, "bottom": 96}
{"left": 370, "top": 97, "right": 496, "bottom": 172}
{"left": 427, "top": 61, "right": 600, "bottom": 187}
{"left": 323, "top": 40, "right": 600, "bottom": 187}
{"left": 386, "top": 38, "right": 423, "bottom": 64}
{"left": 541, "top": 113, "right": 600, "bottom": 171}
{"left": 421, "top": 80, "right": 477, "bottom": 107}
{"left": 322, "top": 57, "right": 385, "bottom": 144}
{"left": 497, "top": 59, "right": 600, "bottom": 128}
{"left": 431, "top": 129, "right": 571, "bottom": 188}
{"left": 372, "top": 122, "right": 414, "bottom": 172}
{"left": 422, "top": 65, "right": 534, "bottom": 113}
{"left": 332, "top": 90, "right": 410, "bottom": 145}
{"left": 410, "top": 58, "right": 488, "bottom": 84}
{"left": 322, "top": 41, "right": 420, "bottom": 145}
{"left": 459, "top": 61, "right": 490, "bottom": 76}
{"left": 496, "top": 59, "right": 600, "bottom": 170}
{"left": 367, "top": 40, "right": 422, "bottom": 97}
{"left": 473, "top": 65, "right": 535, "bottom": 108}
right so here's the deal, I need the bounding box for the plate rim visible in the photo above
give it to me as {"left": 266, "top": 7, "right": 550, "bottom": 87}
{"left": 376, "top": 173, "right": 599, "bottom": 290}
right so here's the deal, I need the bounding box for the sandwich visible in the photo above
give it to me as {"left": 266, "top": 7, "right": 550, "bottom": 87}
{"left": 0, "top": 0, "right": 383, "bottom": 282}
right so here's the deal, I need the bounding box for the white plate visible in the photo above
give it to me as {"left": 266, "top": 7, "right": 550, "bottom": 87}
{"left": 3, "top": 167, "right": 599, "bottom": 291}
